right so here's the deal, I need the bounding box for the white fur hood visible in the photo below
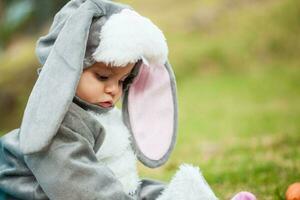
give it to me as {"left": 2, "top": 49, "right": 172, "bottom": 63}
{"left": 93, "top": 8, "right": 168, "bottom": 66}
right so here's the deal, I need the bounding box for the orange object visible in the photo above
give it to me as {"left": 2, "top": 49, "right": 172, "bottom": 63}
{"left": 286, "top": 182, "right": 300, "bottom": 200}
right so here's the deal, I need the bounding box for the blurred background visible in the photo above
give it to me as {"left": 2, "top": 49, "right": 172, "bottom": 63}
{"left": 0, "top": 0, "right": 299, "bottom": 199}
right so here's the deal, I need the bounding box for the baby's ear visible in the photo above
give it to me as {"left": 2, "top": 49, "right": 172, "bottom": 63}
{"left": 122, "top": 61, "right": 178, "bottom": 168}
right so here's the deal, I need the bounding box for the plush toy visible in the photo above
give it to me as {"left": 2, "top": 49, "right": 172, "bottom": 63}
{"left": 231, "top": 191, "right": 256, "bottom": 200}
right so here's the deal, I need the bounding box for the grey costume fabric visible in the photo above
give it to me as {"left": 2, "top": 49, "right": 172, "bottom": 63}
{"left": 0, "top": 102, "right": 165, "bottom": 200}
{"left": 0, "top": 0, "right": 177, "bottom": 199}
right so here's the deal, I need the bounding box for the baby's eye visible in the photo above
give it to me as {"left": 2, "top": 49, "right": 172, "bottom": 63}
{"left": 96, "top": 74, "right": 109, "bottom": 81}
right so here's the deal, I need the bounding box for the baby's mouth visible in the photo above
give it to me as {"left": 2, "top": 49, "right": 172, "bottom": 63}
{"left": 98, "top": 101, "right": 113, "bottom": 108}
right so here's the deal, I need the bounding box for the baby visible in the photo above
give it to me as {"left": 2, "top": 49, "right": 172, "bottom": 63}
{"left": 0, "top": 0, "right": 219, "bottom": 199}
{"left": 76, "top": 62, "right": 135, "bottom": 109}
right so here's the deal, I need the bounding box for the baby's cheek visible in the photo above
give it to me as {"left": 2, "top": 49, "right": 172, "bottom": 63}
{"left": 76, "top": 84, "right": 96, "bottom": 102}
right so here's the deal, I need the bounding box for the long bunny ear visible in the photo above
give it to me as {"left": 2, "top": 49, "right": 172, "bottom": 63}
{"left": 87, "top": 7, "right": 177, "bottom": 167}
{"left": 19, "top": 0, "right": 105, "bottom": 154}
{"left": 35, "top": 0, "right": 88, "bottom": 65}
{"left": 122, "top": 61, "right": 178, "bottom": 168}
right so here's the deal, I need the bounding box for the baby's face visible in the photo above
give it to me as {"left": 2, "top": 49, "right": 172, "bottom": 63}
{"left": 76, "top": 62, "right": 135, "bottom": 108}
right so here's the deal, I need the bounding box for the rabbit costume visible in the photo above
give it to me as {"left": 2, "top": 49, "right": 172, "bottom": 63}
{"left": 0, "top": 0, "right": 218, "bottom": 199}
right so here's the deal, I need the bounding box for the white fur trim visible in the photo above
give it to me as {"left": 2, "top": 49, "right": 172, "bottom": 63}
{"left": 93, "top": 9, "right": 168, "bottom": 66}
{"left": 88, "top": 108, "right": 140, "bottom": 195}
{"left": 157, "top": 164, "right": 218, "bottom": 200}
{"left": 88, "top": 108, "right": 130, "bottom": 158}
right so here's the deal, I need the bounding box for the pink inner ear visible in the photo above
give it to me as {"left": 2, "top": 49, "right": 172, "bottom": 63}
{"left": 128, "top": 63, "right": 174, "bottom": 160}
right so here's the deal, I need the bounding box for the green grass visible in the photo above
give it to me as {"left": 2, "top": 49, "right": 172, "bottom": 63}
{"left": 139, "top": 66, "right": 300, "bottom": 199}
{"left": 136, "top": 1, "right": 300, "bottom": 198}
{"left": 138, "top": 0, "right": 300, "bottom": 188}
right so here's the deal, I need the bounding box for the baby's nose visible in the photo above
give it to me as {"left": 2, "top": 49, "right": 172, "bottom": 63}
{"left": 105, "top": 82, "right": 119, "bottom": 95}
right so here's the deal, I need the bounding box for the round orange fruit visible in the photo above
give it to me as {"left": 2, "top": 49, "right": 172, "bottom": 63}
{"left": 286, "top": 182, "right": 300, "bottom": 200}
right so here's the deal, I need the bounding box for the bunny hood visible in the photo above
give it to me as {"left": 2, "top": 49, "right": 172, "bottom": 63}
{"left": 19, "top": 0, "right": 178, "bottom": 168}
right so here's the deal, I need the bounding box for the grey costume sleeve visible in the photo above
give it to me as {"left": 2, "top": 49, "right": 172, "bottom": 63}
{"left": 23, "top": 104, "right": 134, "bottom": 200}
{"left": 137, "top": 179, "right": 166, "bottom": 200}
{"left": 0, "top": 129, "right": 48, "bottom": 200}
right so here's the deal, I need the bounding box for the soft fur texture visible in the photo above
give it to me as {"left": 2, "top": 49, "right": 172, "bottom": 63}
{"left": 157, "top": 164, "right": 218, "bottom": 200}
{"left": 88, "top": 108, "right": 140, "bottom": 195}
{"left": 93, "top": 9, "right": 168, "bottom": 66}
